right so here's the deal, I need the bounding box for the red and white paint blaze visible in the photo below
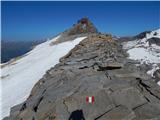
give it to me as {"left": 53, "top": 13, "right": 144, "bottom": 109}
{"left": 86, "top": 96, "right": 94, "bottom": 103}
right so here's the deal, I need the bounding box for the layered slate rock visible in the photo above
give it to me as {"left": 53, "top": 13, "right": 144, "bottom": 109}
{"left": 4, "top": 34, "right": 160, "bottom": 120}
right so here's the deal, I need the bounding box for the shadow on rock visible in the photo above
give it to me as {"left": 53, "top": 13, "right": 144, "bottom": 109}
{"left": 68, "top": 109, "right": 85, "bottom": 120}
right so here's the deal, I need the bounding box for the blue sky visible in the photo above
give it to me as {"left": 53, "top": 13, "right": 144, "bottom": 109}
{"left": 1, "top": 1, "right": 160, "bottom": 41}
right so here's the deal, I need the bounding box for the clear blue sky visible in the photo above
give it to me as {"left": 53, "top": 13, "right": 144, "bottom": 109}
{"left": 2, "top": 1, "right": 160, "bottom": 41}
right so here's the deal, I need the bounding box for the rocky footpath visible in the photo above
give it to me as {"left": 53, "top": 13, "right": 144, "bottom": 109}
{"left": 4, "top": 33, "right": 160, "bottom": 120}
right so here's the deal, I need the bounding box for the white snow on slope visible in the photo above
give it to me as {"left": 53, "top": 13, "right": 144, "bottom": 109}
{"left": 124, "top": 29, "right": 160, "bottom": 50}
{"left": 0, "top": 36, "right": 87, "bottom": 119}
{"left": 146, "top": 29, "right": 160, "bottom": 39}
{"left": 127, "top": 47, "right": 160, "bottom": 64}
{"left": 123, "top": 29, "right": 160, "bottom": 86}
{"left": 125, "top": 29, "right": 160, "bottom": 63}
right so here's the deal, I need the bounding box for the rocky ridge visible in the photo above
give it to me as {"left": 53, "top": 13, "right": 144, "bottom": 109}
{"left": 4, "top": 19, "right": 160, "bottom": 120}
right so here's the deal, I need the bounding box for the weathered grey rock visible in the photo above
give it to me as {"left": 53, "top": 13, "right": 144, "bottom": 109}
{"left": 4, "top": 33, "right": 160, "bottom": 120}
{"left": 97, "top": 62, "right": 123, "bottom": 71}
{"left": 133, "top": 103, "right": 160, "bottom": 120}
{"left": 111, "top": 87, "right": 147, "bottom": 109}
{"left": 154, "top": 69, "right": 160, "bottom": 82}
{"left": 63, "top": 90, "right": 115, "bottom": 120}
{"left": 97, "top": 105, "right": 136, "bottom": 120}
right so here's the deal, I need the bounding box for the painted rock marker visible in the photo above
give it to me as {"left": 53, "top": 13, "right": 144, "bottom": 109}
{"left": 86, "top": 96, "right": 94, "bottom": 104}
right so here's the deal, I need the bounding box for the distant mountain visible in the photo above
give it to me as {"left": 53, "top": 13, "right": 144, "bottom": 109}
{"left": 123, "top": 29, "right": 160, "bottom": 83}
{"left": 1, "top": 40, "right": 45, "bottom": 63}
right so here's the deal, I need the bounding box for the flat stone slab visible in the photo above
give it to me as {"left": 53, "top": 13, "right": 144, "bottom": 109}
{"left": 98, "top": 105, "right": 136, "bottom": 120}
{"left": 111, "top": 87, "right": 147, "bottom": 109}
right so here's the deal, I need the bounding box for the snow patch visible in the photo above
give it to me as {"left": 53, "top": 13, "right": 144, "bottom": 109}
{"left": 0, "top": 36, "right": 87, "bottom": 119}
{"left": 123, "top": 29, "right": 160, "bottom": 86}
{"left": 127, "top": 47, "right": 160, "bottom": 64}
{"left": 123, "top": 40, "right": 138, "bottom": 49}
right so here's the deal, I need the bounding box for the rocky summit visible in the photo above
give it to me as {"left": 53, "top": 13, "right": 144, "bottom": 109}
{"left": 66, "top": 17, "right": 98, "bottom": 35}
{"left": 4, "top": 19, "right": 160, "bottom": 120}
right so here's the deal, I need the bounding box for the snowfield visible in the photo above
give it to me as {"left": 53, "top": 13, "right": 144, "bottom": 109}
{"left": 123, "top": 29, "right": 160, "bottom": 86}
{"left": 0, "top": 36, "right": 87, "bottom": 119}
{"left": 127, "top": 47, "right": 160, "bottom": 64}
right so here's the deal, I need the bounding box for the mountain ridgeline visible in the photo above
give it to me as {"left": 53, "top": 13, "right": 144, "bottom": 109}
{"left": 3, "top": 18, "right": 160, "bottom": 120}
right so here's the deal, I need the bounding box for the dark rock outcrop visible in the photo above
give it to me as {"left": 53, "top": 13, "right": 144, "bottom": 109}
{"left": 147, "top": 37, "right": 160, "bottom": 46}
{"left": 154, "top": 69, "right": 160, "bottom": 83}
{"left": 67, "top": 17, "right": 98, "bottom": 35}
{"left": 4, "top": 33, "right": 160, "bottom": 120}
{"left": 133, "top": 31, "right": 151, "bottom": 39}
{"left": 51, "top": 18, "right": 98, "bottom": 45}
